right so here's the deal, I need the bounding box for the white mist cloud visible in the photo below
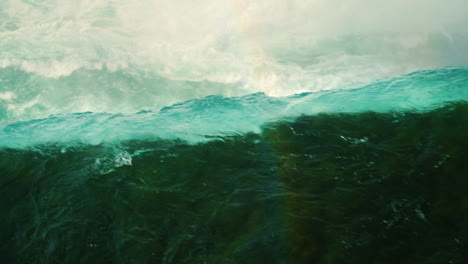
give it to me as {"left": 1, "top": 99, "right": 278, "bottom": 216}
{"left": 0, "top": 0, "right": 467, "bottom": 117}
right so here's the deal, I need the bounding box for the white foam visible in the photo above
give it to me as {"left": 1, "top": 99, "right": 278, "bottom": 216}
{"left": 0, "top": 0, "right": 467, "bottom": 120}
{"left": 0, "top": 92, "right": 14, "bottom": 100}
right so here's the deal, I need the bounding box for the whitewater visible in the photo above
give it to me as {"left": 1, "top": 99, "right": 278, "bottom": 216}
{"left": 1, "top": 0, "right": 468, "bottom": 132}
{"left": 1, "top": 1, "right": 468, "bottom": 263}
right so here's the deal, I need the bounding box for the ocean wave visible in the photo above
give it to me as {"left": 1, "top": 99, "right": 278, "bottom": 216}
{"left": 1, "top": 67, "right": 467, "bottom": 149}
{"left": 1, "top": 100, "right": 467, "bottom": 263}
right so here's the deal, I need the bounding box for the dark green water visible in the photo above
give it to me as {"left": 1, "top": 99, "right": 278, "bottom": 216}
{"left": 1, "top": 102, "right": 467, "bottom": 263}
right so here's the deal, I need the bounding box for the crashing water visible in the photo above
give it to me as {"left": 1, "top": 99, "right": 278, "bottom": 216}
{"left": 1, "top": 0, "right": 468, "bottom": 263}
{"left": 1, "top": 67, "right": 468, "bottom": 148}
{"left": 1, "top": 0, "right": 468, "bottom": 122}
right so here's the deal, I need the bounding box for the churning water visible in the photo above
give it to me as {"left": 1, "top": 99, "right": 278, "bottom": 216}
{"left": 1, "top": 1, "right": 468, "bottom": 263}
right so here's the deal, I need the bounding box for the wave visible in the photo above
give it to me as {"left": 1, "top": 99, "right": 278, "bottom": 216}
{"left": 1, "top": 0, "right": 468, "bottom": 114}
{"left": 1, "top": 67, "right": 467, "bottom": 149}
{"left": 1, "top": 1, "right": 468, "bottom": 263}
{"left": 1, "top": 101, "right": 467, "bottom": 263}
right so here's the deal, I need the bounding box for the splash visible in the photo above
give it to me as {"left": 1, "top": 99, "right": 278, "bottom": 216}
{"left": 0, "top": 0, "right": 467, "bottom": 120}
{"left": 1, "top": 67, "right": 467, "bottom": 148}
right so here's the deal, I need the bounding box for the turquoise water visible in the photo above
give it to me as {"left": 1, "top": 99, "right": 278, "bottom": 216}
{"left": 1, "top": 0, "right": 468, "bottom": 263}
{"left": 1, "top": 67, "right": 467, "bottom": 148}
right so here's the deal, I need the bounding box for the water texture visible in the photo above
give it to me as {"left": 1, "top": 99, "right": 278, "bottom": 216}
{"left": 1, "top": 0, "right": 468, "bottom": 263}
